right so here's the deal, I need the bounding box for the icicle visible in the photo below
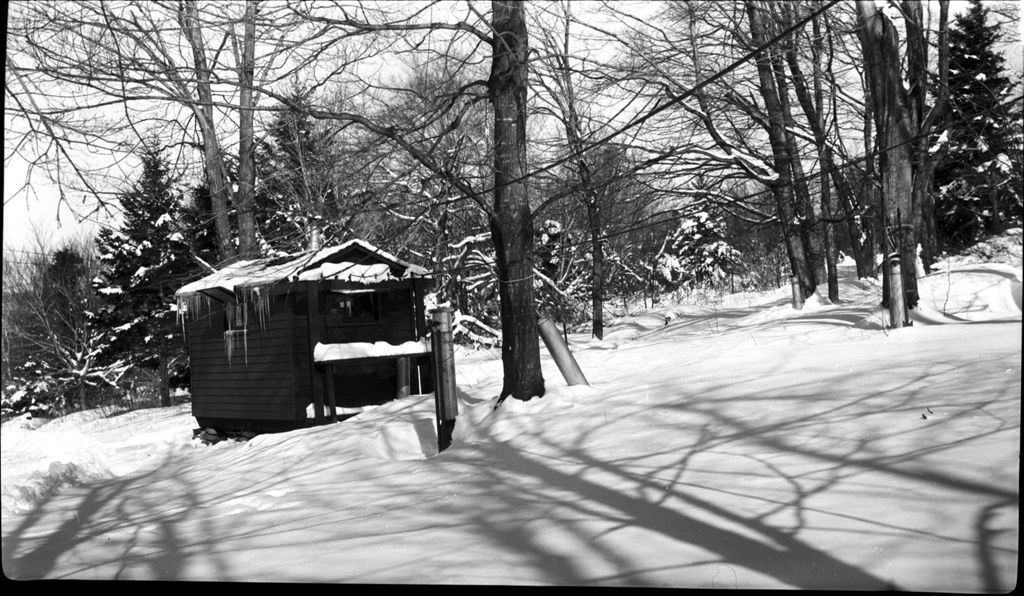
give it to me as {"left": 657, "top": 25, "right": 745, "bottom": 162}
{"left": 225, "top": 330, "right": 234, "bottom": 366}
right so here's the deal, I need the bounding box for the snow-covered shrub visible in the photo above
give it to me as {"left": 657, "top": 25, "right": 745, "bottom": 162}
{"left": 656, "top": 212, "right": 742, "bottom": 291}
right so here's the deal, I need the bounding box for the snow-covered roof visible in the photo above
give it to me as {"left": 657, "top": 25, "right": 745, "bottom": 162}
{"left": 175, "top": 239, "right": 430, "bottom": 300}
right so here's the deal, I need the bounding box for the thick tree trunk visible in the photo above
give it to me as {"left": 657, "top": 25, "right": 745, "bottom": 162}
{"left": 746, "top": 1, "right": 816, "bottom": 298}
{"left": 914, "top": 1, "right": 949, "bottom": 271}
{"left": 856, "top": 1, "right": 919, "bottom": 308}
{"left": 180, "top": 1, "right": 236, "bottom": 263}
{"left": 235, "top": 0, "right": 259, "bottom": 259}
{"left": 491, "top": 0, "right": 544, "bottom": 402}
{"left": 772, "top": 54, "right": 824, "bottom": 293}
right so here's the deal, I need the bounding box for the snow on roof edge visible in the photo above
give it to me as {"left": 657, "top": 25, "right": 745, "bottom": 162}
{"left": 174, "top": 239, "right": 431, "bottom": 299}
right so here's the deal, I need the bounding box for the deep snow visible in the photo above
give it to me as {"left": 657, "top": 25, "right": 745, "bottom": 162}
{"left": 2, "top": 244, "right": 1020, "bottom": 589}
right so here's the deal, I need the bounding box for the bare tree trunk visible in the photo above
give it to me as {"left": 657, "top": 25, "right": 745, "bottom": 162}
{"left": 159, "top": 325, "right": 171, "bottom": 408}
{"left": 903, "top": 0, "right": 950, "bottom": 272}
{"left": 158, "top": 287, "right": 171, "bottom": 407}
{"left": 180, "top": 1, "right": 236, "bottom": 263}
{"left": 989, "top": 163, "right": 1005, "bottom": 235}
{"left": 811, "top": 12, "right": 838, "bottom": 301}
{"left": 746, "top": 0, "right": 816, "bottom": 298}
{"left": 536, "top": 3, "right": 606, "bottom": 340}
{"left": 856, "top": 0, "right": 918, "bottom": 308}
{"left": 786, "top": 45, "right": 860, "bottom": 291}
{"left": 862, "top": 77, "right": 880, "bottom": 277}
{"left": 772, "top": 52, "right": 824, "bottom": 293}
{"left": 586, "top": 200, "right": 605, "bottom": 339}
{"left": 235, "top": 0, "right": 259, "bottom": 259}
{"left": 491, "top": 0, "right": 544, "bottom": 402}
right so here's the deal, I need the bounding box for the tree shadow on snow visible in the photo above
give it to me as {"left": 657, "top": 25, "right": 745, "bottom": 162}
{"left": 431, "top": 350, "right": 1017, "bottom": 589}
{"left": 1, "top": 451, "right": 239, "bottom": 582}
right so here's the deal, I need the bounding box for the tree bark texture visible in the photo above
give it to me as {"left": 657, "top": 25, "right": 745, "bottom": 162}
{"left": 856, "top": 1, "right": 919, "bottom": 308}
{"left": 771, "top": 52, "right": 825, "bottom": 290}
{"left": 179, "top": 1, "right": 236, "bottom": 263}
{"left": 745, "top": 1, "right": 817, "bottom": 298}
{"left": 491, "top": 0, "right": 545, "bottom": 402}
{"left": 235, "top": 0, "right": 259, "bottom": 259}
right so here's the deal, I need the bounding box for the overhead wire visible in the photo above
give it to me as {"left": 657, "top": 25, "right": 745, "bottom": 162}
{"left": 9, "top": 0, "right": 1019, "bottom": 288}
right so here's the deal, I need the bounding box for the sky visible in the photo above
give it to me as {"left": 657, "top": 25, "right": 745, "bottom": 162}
{"left": 2, "top": 229, "right": 1020, "bottom": 588}
{"left": 3, "top": 155, "right": 100, "bottom": 251}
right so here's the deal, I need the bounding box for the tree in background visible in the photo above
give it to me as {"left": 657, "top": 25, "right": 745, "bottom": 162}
{"left": 655, "top": 210, "right": 743, "bottom": 291}
{"left": 2, "top": 236, "right": 127, "bottom": 416}
{"left": 256, "top": 89, "right": 354, "bottom": 253}
{"left": 94, "top": 143, "right": 201, "bottom": 407}
{"left": 933, "top": 0, "right": 1023, "bottom": 250}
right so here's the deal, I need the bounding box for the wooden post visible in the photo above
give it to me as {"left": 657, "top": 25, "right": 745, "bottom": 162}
{"left": 308, "top": 282, "right": 325, "bottom": 425}
{"left": 396, "top": 357, "right": 411, "bottom": 399}
{"left": 326, "top": 363, "right": 338, "bottom": 423}
{"left": 537, "top": 317, "right": 589, "bottom": 386}
{"left": 431, "top": 307, "right": 458, "bottom": 452}
{"left": 790, "top": 275, "right": 804, "bottom": 310}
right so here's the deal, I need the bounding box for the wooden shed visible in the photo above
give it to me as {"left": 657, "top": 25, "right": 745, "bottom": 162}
{"left": 174, "top": 240, "right": 435, "bottom": 433}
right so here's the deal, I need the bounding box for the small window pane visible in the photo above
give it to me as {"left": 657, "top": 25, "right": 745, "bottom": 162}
{"left": 225, "top": 302, "right": 248, "bottom": 330}
{"left": 325, "top": 292, "right": 377, "bottom": 322}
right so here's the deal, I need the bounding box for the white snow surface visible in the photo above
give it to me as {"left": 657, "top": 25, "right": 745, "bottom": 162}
{"left": 313, "top": 340, "right": 431, "bottom": 362}
{"left": 3, "top": 255, "right": 1020, "bottom": 589}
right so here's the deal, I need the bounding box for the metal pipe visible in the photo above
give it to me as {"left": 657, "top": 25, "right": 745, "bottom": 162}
{"left": 538, "top": 317, "right": 589, "bottom": 386}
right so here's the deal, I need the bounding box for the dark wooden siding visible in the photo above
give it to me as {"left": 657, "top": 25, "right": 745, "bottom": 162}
{"left": 185, "top": 278, "right": 432, "bottom": 431}
{"left": 291, "top": 303, "right": 312, "bottom": 411}
{"left": 188, "top": 296, "right": 297, "bottom": 423}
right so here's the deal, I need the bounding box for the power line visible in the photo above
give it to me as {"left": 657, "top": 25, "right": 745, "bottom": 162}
{"left": 10, "top": 90, "right": 1019, "bottom": 293}
{"left": 371, "top": 0, "right": 844, "bottom": 209}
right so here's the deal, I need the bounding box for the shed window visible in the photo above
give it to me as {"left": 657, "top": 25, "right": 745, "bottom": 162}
{"left": 223, "top": 302, "right": 249, "bottom": 365}
{"left": 324, "top": 291, "right": 378, "bottom": 323}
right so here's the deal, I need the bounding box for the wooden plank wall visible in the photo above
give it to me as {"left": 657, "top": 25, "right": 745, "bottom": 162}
{"left": 187, "top": 282, "right": 431, "bottom": 429}
{"left": 188, "top": 296, "right": 297, "bottom": 423}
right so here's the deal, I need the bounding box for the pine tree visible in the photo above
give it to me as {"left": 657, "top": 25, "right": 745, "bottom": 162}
{"left": 656, "top": 211, "right": 742, "bottom": 290}
{"left": 94, "top": 143, "right": 199, "bottom": 406}
{"left": 933, "top": 0, "right": 1022, "bottom": 249}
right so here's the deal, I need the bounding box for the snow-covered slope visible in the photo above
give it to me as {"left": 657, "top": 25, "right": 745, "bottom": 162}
{"left": 2, "top": 240, "right": 1020, "bottom": 589}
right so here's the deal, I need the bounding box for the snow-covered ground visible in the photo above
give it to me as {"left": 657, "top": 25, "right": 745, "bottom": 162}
{"left": 2, "top": 237, "right": 1020, "bottom": 589}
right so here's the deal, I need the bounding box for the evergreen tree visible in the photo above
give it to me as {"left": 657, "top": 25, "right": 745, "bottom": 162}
{"left": 94, "top": 143, "right": 199, "bottom": 406}
{"left": 655, "top": 211, "right": 742, "bottom": 290}
{"left": 933, "top": 0, "right": 1023, "bottom": 249}
{"left": 180, "top": 179, "right": 226, "bottom": 269}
